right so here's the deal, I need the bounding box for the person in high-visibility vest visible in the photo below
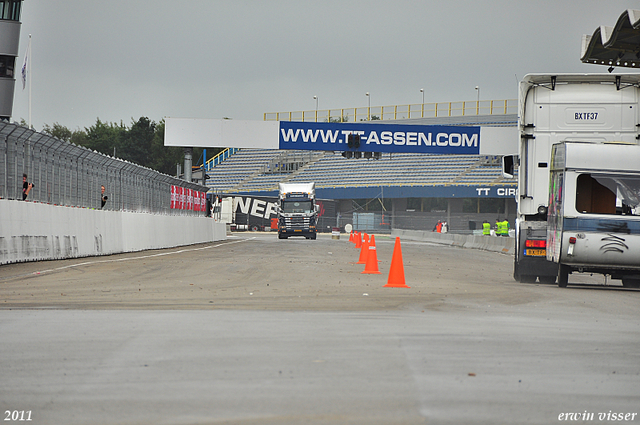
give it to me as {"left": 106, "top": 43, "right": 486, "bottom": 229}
{"left": 502, "top": 219, "right": 510, "bottom": 237}
{"left": 497, "top": 219, "right": 508, "bottom": 236}
{"left": 482, "top": 220, "right": 491, "bottom": 236}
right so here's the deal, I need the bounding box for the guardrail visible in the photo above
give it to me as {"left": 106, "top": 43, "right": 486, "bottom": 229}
{"left": 0, "top": 121, "right": 206, "bottom": 214}
{"left": 205, "top": 147, "right": 239, "bottom": 171}
{"left": 265, "top": 99, "right": 517, "bottom": 122}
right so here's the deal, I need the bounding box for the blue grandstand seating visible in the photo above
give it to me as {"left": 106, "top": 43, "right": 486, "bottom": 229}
{"left": 205, "top": 148, "right": 518, "bottom": 194}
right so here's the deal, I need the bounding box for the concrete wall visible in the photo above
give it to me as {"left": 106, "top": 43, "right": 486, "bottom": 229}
{"left": 391, "top": 228, "right": 514, "bottom": 256}
{"left": 0, "top": 200, "right": 226, "bottom": 265}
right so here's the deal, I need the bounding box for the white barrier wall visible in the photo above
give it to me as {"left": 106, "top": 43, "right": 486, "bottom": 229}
{"left": 0, "top": 200, "right": 226, "bottom": 265}
{"left": 391, "top": 228, "right": 515, "bottom": 255}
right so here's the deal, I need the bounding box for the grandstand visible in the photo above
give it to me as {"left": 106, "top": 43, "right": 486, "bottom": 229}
{"left": 204, "top": 112, "right": 519, "bottom": 233}
{"left": 206, "top": 150, "right": 514, "bottom": 195}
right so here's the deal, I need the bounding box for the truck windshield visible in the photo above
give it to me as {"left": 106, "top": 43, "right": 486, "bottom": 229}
{"left": 576, "top": 173, "right": 640, "bottom": 216}
{"left": 282, "top": 200, "right": 313, "bottom": 213}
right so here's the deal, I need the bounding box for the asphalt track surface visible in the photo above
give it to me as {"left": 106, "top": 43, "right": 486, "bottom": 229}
{"left": 1, "top": 233, "right": 639, "bottom": 425}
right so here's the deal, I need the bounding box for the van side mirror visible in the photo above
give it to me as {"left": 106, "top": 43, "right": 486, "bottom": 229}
{"left": 502, "top": 155, "right": 517, "bottom": 179}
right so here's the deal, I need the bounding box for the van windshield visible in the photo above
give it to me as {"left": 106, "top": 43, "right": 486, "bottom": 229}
{"left": 282, "top": 200, "right": 313, "bottom": 213}
{"left": 576, "top": 173, "right": 640, "bottom": 216}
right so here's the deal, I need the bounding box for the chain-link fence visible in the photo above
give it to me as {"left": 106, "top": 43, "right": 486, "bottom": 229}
{"left": 0, "top": 121, "right": 207, "bottom": 214}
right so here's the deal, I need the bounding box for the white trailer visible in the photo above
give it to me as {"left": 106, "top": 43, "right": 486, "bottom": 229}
{"left": 504, "top": 74, "right": 640, "bottom": 284}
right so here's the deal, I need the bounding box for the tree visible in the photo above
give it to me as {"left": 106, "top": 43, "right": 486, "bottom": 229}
{"left": 84, "top": 118, "right": 126, "bottom": 157}
{"left": 42, "top": 122, "right": 72, "bottom": 142}
{"left": 34, "top": 116, "right": 223, "bottom": 177}
{"left": 121, "top": 117, "right": 155, "bottom": 167}
{"left": 150, "top": 119, "right": 184, "bottom": 175}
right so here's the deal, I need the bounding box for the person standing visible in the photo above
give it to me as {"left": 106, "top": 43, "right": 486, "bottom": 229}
{"left": 482, "top": 220, "right": 491, "bottom": 236}
{"left": 502, "top": 219, "right": 510, "bottom": 237}
{"left": 22, "top": 173, "right": 33, "bottom": 201}
{"left": 100, "top": 185, "right": 108, "bottom": 209}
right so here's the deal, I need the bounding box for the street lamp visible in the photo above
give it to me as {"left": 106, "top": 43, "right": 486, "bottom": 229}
{"left": 475, "top": 86, "right": 480, "bottom": 114}
{"left": 366, "top": 92, "right": 370, "bottom": 120}
{"left": 420, "top": 88, "right": 424, "bottom": 118}
{"left": 313, "top": 95, "right": 318, "bottom": 122}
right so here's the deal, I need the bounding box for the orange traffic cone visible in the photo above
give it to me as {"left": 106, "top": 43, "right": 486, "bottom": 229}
{"left": 355, "top": 232, "right": 362, "bottom": 249}
{"left": 369, "top": 233, "right": 381, "bottom": 262}
{"left": 384, "top": 237, "right": 410, "bottom": 288}
{"left": 356, "top": 235, "right": 370, "bottom": 264}
{"left": 349, "top": 231, "right": 354, "bottom": 243}
{"left": 362, "top": 235, "right": 381, "bottom": 274}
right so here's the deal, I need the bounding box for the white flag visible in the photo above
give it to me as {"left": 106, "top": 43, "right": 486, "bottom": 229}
{"left": 21, "top": 39, "right": 29, "bottom": 90}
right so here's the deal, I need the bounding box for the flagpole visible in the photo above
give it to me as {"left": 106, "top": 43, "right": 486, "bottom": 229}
{"left": 28, "top": 34, "right": 31, "bottom": 129}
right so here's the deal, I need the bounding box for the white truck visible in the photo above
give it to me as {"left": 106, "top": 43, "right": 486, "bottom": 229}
{"left": 504, "top": 74, "right": 640, "bottom": 287}
{"left": 277, "top": 182, "right": 318, "bottom": 239}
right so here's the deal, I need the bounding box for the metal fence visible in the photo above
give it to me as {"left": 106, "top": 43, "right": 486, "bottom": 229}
{"left": 0, "top": 121, "right": 207, "bottom": 214}
{"left": 264, "top": 99, "right": 517, "bottom": 122}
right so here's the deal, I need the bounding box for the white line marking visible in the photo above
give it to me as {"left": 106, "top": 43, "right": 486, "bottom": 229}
{"left": 29, "top": 238, "right": 255, "bottom": 277}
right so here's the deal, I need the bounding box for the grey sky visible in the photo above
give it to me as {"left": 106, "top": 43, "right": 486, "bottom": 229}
{"left": 10, "top": 0, "right": 640, "bottom": 132}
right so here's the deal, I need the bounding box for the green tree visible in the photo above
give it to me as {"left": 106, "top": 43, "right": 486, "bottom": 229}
{"left": 35, "top": 116, "right": 224, "bottom": 177}
{"left": 84, "top": 118, "right": 126, "bottom": 157}
{"left": 42, "top": 122, "right": 72, "bottom": 142}
{"left": 121, "top": 117, "right": 156, "bottom": 167}
{"left": 150, "top": 119, "right": 184, "bottom": 175}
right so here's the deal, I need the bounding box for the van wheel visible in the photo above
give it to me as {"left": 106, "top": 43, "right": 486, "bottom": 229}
{"left": 557, "top": 264, "right": 569, "bottom": 288}
{"left": 311, "top": 233, "right": 316, "bottom": 240}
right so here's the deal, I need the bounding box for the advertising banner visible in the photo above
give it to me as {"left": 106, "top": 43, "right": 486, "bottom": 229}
{"left": 165, "top": 118, "right": 517, "bottom": 155}
{"left": 171, "top": 186, "right": 207, "bottom": 211}
{"left": 279, "top": 121, "right": 480, "bottom": 154}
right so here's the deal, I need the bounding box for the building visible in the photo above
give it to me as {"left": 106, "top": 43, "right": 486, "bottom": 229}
{"left": 0, "top": 0, "right": 22, "bottom": 120}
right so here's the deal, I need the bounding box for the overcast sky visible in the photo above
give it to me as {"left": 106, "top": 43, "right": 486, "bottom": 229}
{"left": 10, "top": 0, "right": 640, "bottom": 131}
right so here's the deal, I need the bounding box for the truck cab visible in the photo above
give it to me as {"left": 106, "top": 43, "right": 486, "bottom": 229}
{"left": 277, "top": 182, "right": 318, "bottom": 239}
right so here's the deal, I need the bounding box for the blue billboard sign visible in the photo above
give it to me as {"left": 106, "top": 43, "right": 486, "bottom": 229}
{"left": 278, "top": 121, "right": 480, "bottom": 154}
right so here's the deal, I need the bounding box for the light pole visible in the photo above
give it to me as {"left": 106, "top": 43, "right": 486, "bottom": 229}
{"left": 366, "top": 92, "right": 370, "bottom": 120}
{"left": 313, "top": 95, "right": 318, "bottom": 122}
{"left": 420, "top": 88, "right": 424, "bottom": 118}
{"left": 475, "top": 86, "right": 480, "bottom": 114}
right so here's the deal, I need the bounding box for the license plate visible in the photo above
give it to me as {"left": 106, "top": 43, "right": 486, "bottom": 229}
{"left": 525, "top": 249, "right": 546, "bottom": 257}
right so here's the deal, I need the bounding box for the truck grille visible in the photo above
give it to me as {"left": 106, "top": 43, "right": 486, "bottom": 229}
{"left": 284, "top": 217, "right": 311, "bottom": 228}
